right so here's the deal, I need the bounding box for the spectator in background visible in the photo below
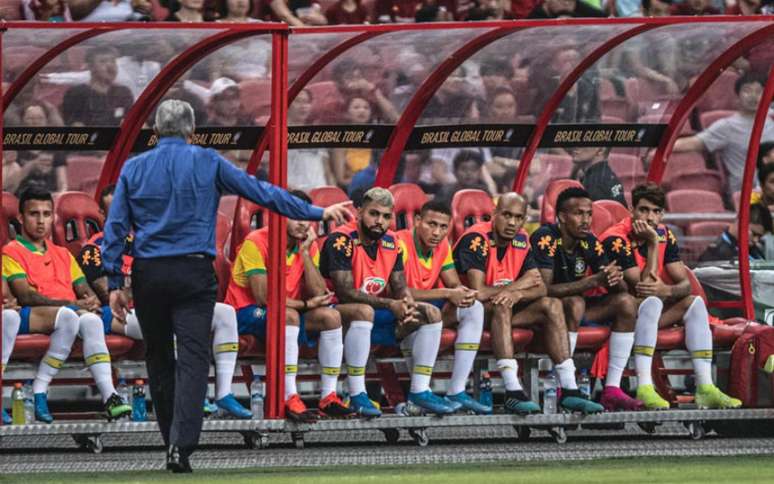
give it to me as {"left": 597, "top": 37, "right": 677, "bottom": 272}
{"left": 753, "top": 163, "right": 774, "bottom": 213}
{"left": 21, "top": 0, "right": 71, "bottom": 20}
{"left": 479, "top": 57, "right": 514, "bottom": 101}
{"left": 570, "top": 146, "right": 627, "bottom": 206}
{"left": 672, "top": 73, "right": 774, "bottom": 198}
{"left": 75, "top": 0, "right": 151, "bottom": 21}
{"left": 415, "top": 3, "right": 447, "bottom": 20}
{"left": 757, "top": 141, "right": 774, "bottom": 172}
{"left": 166, "top": 0, "right": 212, "bottom": 21}
{"left": 527, "top": 0, "right": 605, "bottom": 18}
{"left": 726, "top": 0, "right": 764, "bottom": 14}
{"left": 532, "top": 46, "right": 600, "bottom": 124}
{"left": 325, "top": 0, "right": 368, "bottom": 24}
{"left": 485, "top": 87, "right": 522, "bottom": 190}
{"left": 269, "top": 0, "right": 327, "bottom": 25}
{"left": 206, "top": 78, "right": 251, "bottom": 127}
{"left": 435, "top": 150, "right": 494, "bottom": 205}
{"left": 326, "top": 59, "right": 399, "bottom": 124}
{"left": 218, "top": 0, "right": 261, "bottom": 20}
{"left": 61, "top": 46, "right": 133, "bottom": 127}
{"left": 3, "top": 103, "right": 68, "bottom": 196}
{"left": 331, "top": 96, "right": 376, "bottom": 190}
{"left": 699, "top": 203, "right": 771, "bottom": 262}
{"left": 287, "top": 89, "right": 335, "bottom": 191}
{"left": 670, "top": 0, "right": 719, "bottom": 14}
{"left": 641, "top": 0, "right": 672, "bottom": 15}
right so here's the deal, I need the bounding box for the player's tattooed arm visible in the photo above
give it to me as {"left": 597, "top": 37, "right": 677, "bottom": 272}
{"left": 329, "top": 270, "right": 395, "bottom": 309}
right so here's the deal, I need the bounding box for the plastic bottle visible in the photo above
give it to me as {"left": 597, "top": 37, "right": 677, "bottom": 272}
{"left": 11, "top": 383, "right": 25, "bottom": 425}
{"left": 250, "top": 375, "right": 264, "bottom": 420}
{"left": 543, "top": 370, "right": 558, "bottom": 414}
{"left": 131, "top": 379, "right": 147, "bottom": 422}
{"left": 479, "top": 372, "right": 493, "bottom": 411}
{"left": 22, "top": 380, "right": 34, "bottom": 424}
{"left": 116, "top": 378, "right": 130, "bottom": 407}
{"left": 578, "top": 369, "right": 591, "bottom": 400}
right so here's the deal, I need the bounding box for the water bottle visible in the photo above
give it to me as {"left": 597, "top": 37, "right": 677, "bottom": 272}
{"left": 22, "top": 380, "right": 34, "bottom": 424}
{"left": 395, "top": 401, "right": 422, "bottom": 416}
{"left": 250, "top": 376, "right": 264, "bottom": 420}
{"left": 578, "top": 369, "right": 591, "bottom": 400}
{"left": 131, "top": 379, "right": 147, "bottom": 422}
{"left": 116, "top": 378, "right": 130, "bottom": 406}
{"left": 543, "top": 370, "right": 558, "bottom": 414}
{"left": 479, "top": 372, "right": 493, "bottom": 411}
{"left": 11, "top": 383, "right": 25, "bottom": 425}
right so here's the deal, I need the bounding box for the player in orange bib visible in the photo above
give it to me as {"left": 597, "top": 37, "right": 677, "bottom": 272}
{"left": 320, "top": 188, "right": 455, "bottom": 417}
{"left": 395, "top": 200, "right": 490, "bottom": 414}
{"left": 455, "top": 193, "right": 603, "bottom": 414}
{"left": 77, "top": 184, "right": 250, "bottom": 419}
{"left": 2, "top": 188, "right": 131, "bottom": 423}
{"left": 601, "top": 183, "right": 741, "bottom": 410}
{"left": 226, "top": 190, "right": 357, "bottom": 420}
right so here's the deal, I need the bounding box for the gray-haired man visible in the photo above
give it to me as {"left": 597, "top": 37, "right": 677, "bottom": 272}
{"left": 102, "top": 99, "right": 352, "bottom": 473}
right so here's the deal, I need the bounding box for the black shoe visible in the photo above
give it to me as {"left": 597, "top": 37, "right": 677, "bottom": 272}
{"left": 166, "top": 445, "right": 192, "bottom": 473}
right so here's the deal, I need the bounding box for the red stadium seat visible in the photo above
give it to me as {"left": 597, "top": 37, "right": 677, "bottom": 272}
{"left": 0, "top": 0, "right": 22, "bottom": 19}
{"left": 540, "top": 153, "right": 573, "bottom": 181}
{"left": 66, "top": 155, "right": 104, "bottom": 195}
{"left": 540, "top": 179, "right": 583, "bottom": 225}
{"left": 52, "top": 191, "right": 104, "bottom": 256}
{"left": 479, "top": 329, "right": 534, "bottom": 353}
{"left": 309, "top": 186, "right": 349, "bottom": 207}
{"left": 232, "top": 198, "right": 269, "bottom": 251}
{"left": 686, "top": 221, "right": 727, "bottom": 238}
{"left": 732, "top": 189, "right": 760, "bottom": 211}
{"left": 699, "top": 109, "right": 735, "bottom": 130}
{"left": 638, "top": 113, "right": 694, "bottom": 136}
{"left": 11, "top": 334, "right": 135, "bottom": 362}
{"left": 591, "top": 202, "right": 614, "bottom": 236}
{"left": 215, "top": 211, "right": 233, "bottom": 302}
{"left": 576, "top": 326, "right": 611, "bottom": 351}
{"left": 388, "top": 183, "right": 428, "bottom": 231}
{"left": 666, "top": 189, "right": 725, "bottom": 214}
{"left": 218, "top": 194, "right": 238, "bottom": 220}
{"left": 239, "top": 78, "right": 272, "bottom": 119}
{"left": 608, "top": 152, "right": 645, "bottom": 191}
{"left": 695, "top": 70, "right": 739, "bottom": 114}
{"left": 667, "top": 172, "right": 724, "bottom": 193}
{"left": 594, "top": 199, "right": 629, "bottom": 224}
{"left": 451, "top": 189, "right": 494, "bottom": 241}
{"left": 306, "top": 81, "right": 342, "bottom": 121}
{"left": 2, "top": 192, "right": 19, "bottom": 246}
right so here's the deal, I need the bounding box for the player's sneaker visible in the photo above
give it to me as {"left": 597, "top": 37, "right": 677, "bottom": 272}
{"left": 695, "top": 384, "right": 742, "bottom": 409}
{"left": 445, "top": 392, "right": 491, "bottom": 414}
{"left": 559, "top": 389, "right": 604, "bottom": 414}
{"left": 2, "top": 408, "right": 11, "bottom": 425}
{"left": 504, "top": 390, "right": 541, "bottom": 415}
{"left": 203, "top": 398, "right": 218, "bottom": 416}
{"left": 636, "top": 384, "right": 670, "bottom": 410}
{"left": 319, "top": 392, "right": 355, "bottom": 418}
{"left": 600, "top": 386, "right": 644, "bottom": 411}
{"left": 348, "top": 392, "right": 382, "bottom": 418}
{"left": 285, "top": 394, "right": 318, "bottom": 422}
{"left": 215, "top": 394, "right": 251, "bottom": 419}
{"left": 408, "top": 390, "right": 455, "bottom": 416}
{"left": 104, "top": 393, "right": 132, "bottom": 420}
{"left": 34, "top": 393, "right": 53, "bottom": 423}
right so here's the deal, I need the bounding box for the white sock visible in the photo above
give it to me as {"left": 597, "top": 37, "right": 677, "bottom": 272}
{"left": 318, "top": 327, "right": 343, "bottom": 397}
{"left": 448, "top": 301, "right": 484, "bottom": 395}
{"left": 605, "top": 332, "right": 634, "bottom": 388}
{"left": 568, "top": 331, "right": 578, "bottom": 356}
{"left": 497, "top": 358, "right": 522, "bottom": 391}
{"left": 400, "top": 331, "right": 417, "bottom": 374}
{"left": 124, "top": 311, "right": 144, "bottom": 340}
{"left": 344, "top": 321, "right": 372, "bottom": 396}
{"left": 634, "top": 296, "right": 662, "bottom": 387}
{"left": 285, "top": 325, "right": 300, "bottom": 399}
{"left": 212, "top": 303, "right": 239, "bottom": 400}
{"left": 410, "top": 321, "right": 442, "bottom": 393}
{"left": 684, "top": 297, "right": 714, "bottom": 386}
{"left": 555, "top": 358, "right": 578, "bottom": 390}
{"left": 79, "top": 312, "right": 116, "bottom": 402}
{"left": 2, "top": 310, "right": 21, "bottom": 374}
{"left": 33, "top": 307, "right": 79, "bottom": 394}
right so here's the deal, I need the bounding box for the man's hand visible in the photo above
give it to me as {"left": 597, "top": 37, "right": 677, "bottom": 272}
{"left": 519, "top": 271, "right": 543, "bottom": 290}
{"left": 447, "top": 286, "right": 477, "bottom": 308}
{"left": 305, "top": 292, "right": 334, "bottom": 310}
{"left": 389, "top": 297, "right": 419, "bottom": 325}
{"left": 3, "top": 295, "right": 20, "bottom": 311}
{"left": 491, "top": 288, "right": 521, "bottom": 309}
{"left": 300, "top": 226, "right": 317, "bottom": 252}
{"left": 632, "top": 220, "right": 658, "bottom": 244}
{"left": 322, "top": 202, "right": 353, "bottom": 225}
{"left": 596, "top": 263, "right": 624, "bottom": 288}
{"left": 635, "top": 279, "right": 671, "bottom": 299}
{"left": 109, "top": 290, "right": 130, "bottom": 323}
{"left": 76, "top": 294, "right": 101, "bottom": 312}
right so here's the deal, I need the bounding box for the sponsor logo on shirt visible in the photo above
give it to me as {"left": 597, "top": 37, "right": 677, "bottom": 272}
{"left": 361, "top": 277, "right": 387, "bottom": 295}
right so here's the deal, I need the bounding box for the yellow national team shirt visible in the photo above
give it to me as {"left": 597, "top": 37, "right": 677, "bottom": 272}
{"left": 396, "top": 229, "right": 454, "bottom": 290}
{"left": 3, "top": 237, "right": 85, "bottom": 300}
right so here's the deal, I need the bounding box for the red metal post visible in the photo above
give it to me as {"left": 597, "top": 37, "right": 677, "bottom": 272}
{"left": 512, "top": 23, "right": 660, "bottom": 192}
{"left": 373, "top": 26, "right": 522, "bottom": 188}
{"left": 265, "top": 30, "right": 289, "bottom": 419}
{"left": 3, "top": 26, "right": 125, "bottom": 109}
{"left": 647, "top": 23, "right": 774, "bottom": 183}
{"left": 0, "top": 25, "right": 5, "bottom": 425}
{"left": 736, "top": 66, "right": 774, "bottom": 321}
{"left": 95, "top": 27, "right": 276, "bottom": 200}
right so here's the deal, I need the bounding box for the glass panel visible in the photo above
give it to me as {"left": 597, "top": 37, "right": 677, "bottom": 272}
{"left": 287, "top": 32, "right": 361, "bottom": 87}
{"left": 2, "top": 28, "right": 86, "bottom": 85}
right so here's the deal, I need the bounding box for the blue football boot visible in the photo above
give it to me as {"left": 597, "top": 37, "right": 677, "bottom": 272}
{"left": 408, "top": 390, "right": 455, "bottom": 416}
{"left": 34, "top": 393, "right": 53, "bottom": 423}
{"left": 560, "top": 389, "right": 604, "bottom": 414}
{"left": 348, "top": 392, "right": 382, "bottom": 418}
{"left": 215, "top": 394, "right": 252, "bottom": 419}
{"left": 446, "top": 391, "right": 492, "bottom": 415}
{"left": 2, "top": 408, "right": 11, "bottom": 425}
{"left": 203, "top": 398, "right": 218, "bottom": 416}
{"left": 503, "top": 390, "right": 541, "bottom": 415}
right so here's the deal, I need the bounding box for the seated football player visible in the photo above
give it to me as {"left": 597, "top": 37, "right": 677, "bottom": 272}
{"left": 2, "top": 276, "right": 22, "bottom": 424}
{"left": 226, "top": 190, "right": 356, "bottom": 420}
{"left": 320, "top": 187, "right": 455, "bottom": 417}
{"left": 531, "top": 187, "right": 643, "bottom": 411}
{"left": 78, "top": 184, "right": 250, "bottom": 419}
{"left": 2, "top": 187, "right": 131, "bottom": 423}
{"left": 395, "top": 200, "right": 490, "bottom": 414}
{"left": 601, "top": 183, "right": 741, "bottom": 409}
{"left": 455, "top": 193, "right": 603, "bottom": 414}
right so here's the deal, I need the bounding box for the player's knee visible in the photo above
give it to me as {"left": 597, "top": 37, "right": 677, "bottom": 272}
{"left": 563, "top": 296, "right": 585, "bottom": 322}
{"left": 77, "top": 312, "right": 104, "bottom": 339}
{"left": 611, "top": 293, "right": 637, "bottom": 330}
{"left": 422, "top": 303, "right": 442, "bottom": 324}
{"left": 213, "top": 303, "right": 236, "bottom": 327}
{"left": 286, "top": 308, "right": 301, "bottom": 326}
{"left": 318, "top": 307, "right": 342, "bottom": 330}
{"left": 351, "top": 304, "right": 375, "bottom": 322}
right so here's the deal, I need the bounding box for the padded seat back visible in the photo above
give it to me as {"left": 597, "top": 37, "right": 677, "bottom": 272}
{"left": 52, "top": 191, "right": 104, "bottom": 256}
{"left": 451, "top": 189, "right": 494, "bottom": 241}
{"left": 540, "top": 179, "right": 584, "bottom": 225}
{"left": 388, "top": 183, "right": 428, "bottom": 231}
